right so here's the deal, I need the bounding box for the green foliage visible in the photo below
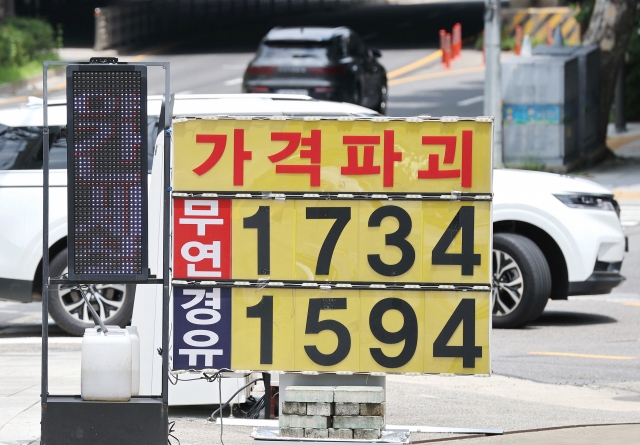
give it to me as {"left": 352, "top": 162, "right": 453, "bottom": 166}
{"left": 0, "top": 17, "right": 62, "bottom": 68}
{"left": 572, "top": 0, "right": 595, "bottom": 25}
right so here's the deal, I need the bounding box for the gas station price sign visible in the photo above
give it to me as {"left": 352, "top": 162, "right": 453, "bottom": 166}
{"left": 172, "top": 118, "right": 492, "bottom": 194}
{"left": 173, "top": 286, "right": 490, "bottom": 374}
{"left": 172, "top": 198, "right": 491, "bottom": 285}
{"left": 171, "top": 117, "right": 493, "bottom": 375}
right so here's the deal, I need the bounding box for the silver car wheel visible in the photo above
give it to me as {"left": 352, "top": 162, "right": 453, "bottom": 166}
{"left": 57, "top": 271, "right": 127, "bottom": 323}
{"left": 492, "top": 249, "right": 525, "bottom": 317}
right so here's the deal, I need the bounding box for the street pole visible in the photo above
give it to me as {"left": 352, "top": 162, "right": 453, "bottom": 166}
{"left": 484, "top": 0, "right": 503, "bottom": 168}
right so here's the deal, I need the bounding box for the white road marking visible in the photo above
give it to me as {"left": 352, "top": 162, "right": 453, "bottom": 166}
{"left": 456, "top": 95, "right": 484, "bottom": 107}
{"left": 177, "top": 90, "right": 193, "bottom": 94}
{"left": 620, "top": 204, "right": 640, "bottom": 227}
{"left": 223, "top": 77, "right": 243, "bottom": 86}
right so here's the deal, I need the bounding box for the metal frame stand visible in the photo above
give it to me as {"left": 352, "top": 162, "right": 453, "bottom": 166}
{"left": 41, "top": 60, "right": 171, "bottom": 445}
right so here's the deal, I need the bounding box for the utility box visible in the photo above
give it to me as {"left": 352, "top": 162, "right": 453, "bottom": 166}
{"left": 532, "top": 44, "right": 601, "bottom": 158}
{"left": 502, "top": 54, "right": 579, "bottom": 169}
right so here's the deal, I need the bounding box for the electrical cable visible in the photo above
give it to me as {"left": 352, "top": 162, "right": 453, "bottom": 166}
{"left": 210, "top": 377, "right": 264, "bottom": 421}
{"left": 167, "top": 420, "right": 180, "bottom": 445}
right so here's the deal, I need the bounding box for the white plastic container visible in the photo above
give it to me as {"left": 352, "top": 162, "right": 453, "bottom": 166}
{"left": 126, "top": 326, "right": 141, "bottom": 396}
{"left": 81, "top": 327, "right": 132, "bottom": 401}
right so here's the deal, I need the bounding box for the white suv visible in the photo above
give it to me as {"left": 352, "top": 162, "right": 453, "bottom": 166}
{"left": 0, "top": 94, "right": 626, "bottom": 334}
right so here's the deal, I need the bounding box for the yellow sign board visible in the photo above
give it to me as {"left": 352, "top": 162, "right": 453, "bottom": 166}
{"left": 230, "top": 289, "right": 490, "bottom": 374}
{"left": 171, "top": 117, "right": 493, "bottom": 375}
{"left": 173, "top": 118, "right": 492, "bottom": 194}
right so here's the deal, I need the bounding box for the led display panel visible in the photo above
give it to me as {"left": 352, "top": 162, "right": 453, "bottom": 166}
{"left": 66, "top": 64, "right": 148, "bottom": 281}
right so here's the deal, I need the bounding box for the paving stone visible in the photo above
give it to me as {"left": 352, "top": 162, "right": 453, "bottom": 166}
{"left": 304, "top": 428, "right": 329, "bottom": 439}
{"left": 279, "top": 427, "right": 304, "bottom": 438}
{"left": 354, "top": 428, "right": 381, "bottom": 440}
{"left": 335, "top": 402, "right": 360, "bottom": 416}
{"left": 282, "top": 401, "right": 306, "bottom": 415}
{"left": 360, "top": 402, "right": 385, "bottom": 416}
{"left": 284, "top": 386, "right": 335, "bottom": 403}
{"left": 334, "top": 386, "right": 384, "bottom": 403}
{"left": 332, "top": 416, "right": 384, "bottom": 429}
{"left": 306, "top": 402, "right": 333, "bottom": 416}
{"left": 329, "top": 428, "right": 354, "bottom": 439}
{"left": 279, "top": 414, "right": 331, "bottom": 429}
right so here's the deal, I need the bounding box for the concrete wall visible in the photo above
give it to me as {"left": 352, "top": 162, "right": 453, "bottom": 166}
{"left": 94, "top": 0, "right": 368, "bottom": 50}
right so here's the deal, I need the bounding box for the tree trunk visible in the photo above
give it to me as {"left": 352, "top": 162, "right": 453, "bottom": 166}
{"left": 583, "top": 0, "right": 637, "bottom": 146}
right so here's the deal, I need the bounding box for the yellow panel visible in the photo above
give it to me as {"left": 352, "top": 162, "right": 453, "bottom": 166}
{"left": 173, "top": 119, "right": 493, "bottom": 194}
{"left": 423, "top": 291, "right": 490, "bottom": 375}
{"left": 422, "top": 202, "right": 491, "bottom": 284}
{"left": 295, "top": 201, "right": 359, "bottom": 281}
{"left": 357, "top": 201, "right": 423, "bottom": 283}
{"left": 359, "top": 291, "right": 425, "bottom": 373}
{"left": 230, "top": 288, "right": 295, "bottom": 371}
{"left": 231, "top": 200, "right": 296, "bottom": 280}
{"left": 293, "top": 290, "right": 360, "bottom": 372}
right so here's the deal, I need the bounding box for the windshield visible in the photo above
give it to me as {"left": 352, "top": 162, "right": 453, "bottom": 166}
{"left": 258, "top": 40, "right": 336, "bottom": 61}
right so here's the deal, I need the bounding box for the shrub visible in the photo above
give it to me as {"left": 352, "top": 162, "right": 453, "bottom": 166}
{"left": 0, "top": 17, "right": 62, "bottom": 68}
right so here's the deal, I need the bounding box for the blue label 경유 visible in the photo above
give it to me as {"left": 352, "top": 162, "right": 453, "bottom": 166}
{"left": 173, "top": 286, "right": 231, "bottom": 370}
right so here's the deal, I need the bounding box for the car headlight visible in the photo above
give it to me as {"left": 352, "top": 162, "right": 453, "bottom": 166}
{"left": 554, "top": 193, "right": 620, "bottom": 216}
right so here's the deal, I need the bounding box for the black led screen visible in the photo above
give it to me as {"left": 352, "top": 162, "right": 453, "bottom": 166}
{"left": 66, "top": 65, "right": 148, "bottom": 281}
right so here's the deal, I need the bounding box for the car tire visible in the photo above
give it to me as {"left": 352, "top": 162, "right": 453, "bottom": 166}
{"left": 48, "top": 248, "right": 136, "bottom": 336}
{"left": 374, "top": 84, "right": 387, "bottom": 115}
{"left": 492, "top": 233, "right": 551, "bottom": 329}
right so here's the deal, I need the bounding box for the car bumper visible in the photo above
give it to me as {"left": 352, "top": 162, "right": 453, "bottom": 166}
{"left": 568, "top": 261, "right": 625, "bottom": 296}
{"left": 0, "top": 277, "right": 33, "bottom": 302}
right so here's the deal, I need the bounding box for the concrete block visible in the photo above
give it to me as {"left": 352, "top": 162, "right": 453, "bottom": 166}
{"left": 282, "top": 401, "right": 306, "bottom": 415}
{"left": 284, "top": 386, "right": 335, "bottom": 403}
{"left": 332, "top": 416, "right": 384, "bottom": 429}
{"left": 329, "top": 428, "right": 354, "bottom": 439}
{"left": 279, "top": 428, "right": 304, "bottom": 438}
{"left": 334, "top": 386, "right": 384, "bottom": 403}
{"left": 354, "top": 429, "right": 381, "bottom": 440}
{"left": 360, "top": 402, "right": 385, "bottom": 416}
{"left": 306, "top": 402, "right": 333, "bottom": 416}
{"left": 335, "top": 402, "right": 359, "bottom": 416}
{"left": 279, "top": 414, "right": 330, "bottom": 429}
{"left": 304, "top": 428, "right": 329, "bottom": 439}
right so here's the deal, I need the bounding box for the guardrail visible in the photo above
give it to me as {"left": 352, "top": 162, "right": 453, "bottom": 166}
{"left": 94, "top": 0, "right": 366, "bottom": 50}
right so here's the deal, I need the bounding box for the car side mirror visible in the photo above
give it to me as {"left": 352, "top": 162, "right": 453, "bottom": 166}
{"left": 371, "top": 48, "right": 382, "bottom": 58}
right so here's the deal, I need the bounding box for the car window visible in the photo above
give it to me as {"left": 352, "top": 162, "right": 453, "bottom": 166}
{"left": 334, "top": 37, "right": 348, "bottom": 60}
{"left": 347, "top": 34, "right": 366, "bottom": 58}
{"left": 0, "top": 125, "right": 66, "bottom": 170}
{"left": 259, "top": 40, "right": 333, "bottom": 61}
{"left": 0, "top": 118, "right": 159, "bottom": 171}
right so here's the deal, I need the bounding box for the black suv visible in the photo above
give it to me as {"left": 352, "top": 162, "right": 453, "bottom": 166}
{"left": 243, "top": 27, "right": 388, "bottom": 114}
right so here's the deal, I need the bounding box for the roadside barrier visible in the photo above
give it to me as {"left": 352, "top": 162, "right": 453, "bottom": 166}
{"left": 452, "top": 23, "right": 461, "bottom": 59}
{"left": 514, "top": 25, "right": 522, "bottom": 55}
{"left": 502, "top": 7, "right": 580, "bottom": 46}
{"left": 439, "top": 30, "right": 452, "bottom": 69}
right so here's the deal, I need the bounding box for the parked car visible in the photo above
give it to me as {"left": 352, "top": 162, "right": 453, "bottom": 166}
{"left": 243, "top": 27, "right": 388, "bottom": 114}
{"left": 0, "top": 94, "right": 378, "bottom": 336}
{"left": 0, "top": 94, "right": 625, "bottom": 335}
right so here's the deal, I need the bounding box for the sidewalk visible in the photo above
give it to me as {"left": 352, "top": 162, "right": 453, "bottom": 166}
{"left": 576, "top": 123, "right": 640, "bottom": 202}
